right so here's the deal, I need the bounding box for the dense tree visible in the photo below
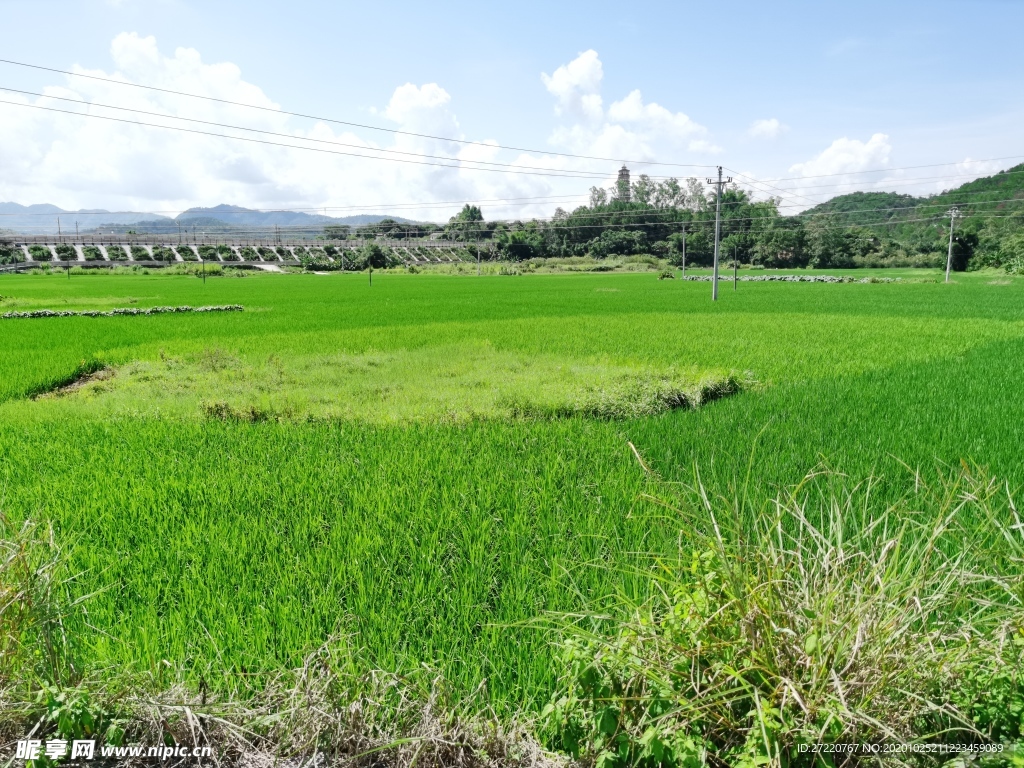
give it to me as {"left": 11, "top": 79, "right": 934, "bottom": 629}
{"left": 444, "top": 204, "right": 485, "bottom": 241}
{"left": 317, "top": 163, "right": 1024, "bottom": 271}
{"left": 950, "top": 231, "right": 978, "bottom": 272}
{"left": 323, "top": 225, "right": 352, "bottom": 240}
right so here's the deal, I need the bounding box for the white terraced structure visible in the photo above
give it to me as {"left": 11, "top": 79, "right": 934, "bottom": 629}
{"left": 0, "top": 236, "right": 491, "bottom": 271}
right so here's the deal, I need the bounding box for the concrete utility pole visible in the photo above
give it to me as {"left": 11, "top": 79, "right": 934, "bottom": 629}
{"left": 945, "top": 207, "right": 960, "bottom": 283}
{"left": 680, "top": 224, "right": 687, "bottom": 277}
{"left": 733, "top": 246, "right": 738, "bottom": 290}
{"left": 705, "top": 167, "right": 732, "bottom": 301}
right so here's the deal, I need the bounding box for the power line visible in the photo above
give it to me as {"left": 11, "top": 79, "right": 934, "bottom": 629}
{"left": 734, "top": 155, "right": 1024, "bottom": 184}
{"left": 4, "top": 193, "right": 1021, "bottom": 232}
{"left": 0, "top": 86, "right": 635, "bottom": 180}
{"left": 6, "top": 56, "right": 1020, "bottom": 191}
{"left": 8, "top": 211, "right": 1022, "bottom": 239}
{"left": 0, "top": 98, "right": 627, "bottom": 181}
{"left": 0, "top": 56, "right": 718, "bottom": 171}
{"left": 2, "top": 87, "right": 1018, "bottom": 212}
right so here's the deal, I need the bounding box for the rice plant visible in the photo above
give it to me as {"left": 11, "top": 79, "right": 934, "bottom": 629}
{"left": 0, "top": 270, "right": 1022, "bottom": 750}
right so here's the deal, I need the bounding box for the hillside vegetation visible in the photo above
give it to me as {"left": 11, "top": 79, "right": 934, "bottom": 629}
{"left": 331, "top": 164, "right": 1024, "bottom": 273}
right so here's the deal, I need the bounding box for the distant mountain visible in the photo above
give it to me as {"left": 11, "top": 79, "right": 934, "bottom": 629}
{"left": 175, "top": 205, "right": 417, "bottom": 228}
{"left": 0, "top": 203, "right": 171, "bottom": 235}
{"left": 0, "top": 201, "right": 419, "bottom": 235}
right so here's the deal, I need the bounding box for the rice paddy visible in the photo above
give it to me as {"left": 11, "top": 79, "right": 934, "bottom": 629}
{"left": 2, "top": 268, "right": 1024, "bottom": 748}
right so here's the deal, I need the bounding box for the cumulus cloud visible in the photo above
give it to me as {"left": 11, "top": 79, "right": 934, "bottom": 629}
{"left": 0, "top": 33, "right": 569, "bottom": 221}
{"left": 541, "top": 49, "right": 604, "bottom": 122}
{"left": 747, "top": 118, "right": 786, "bottom": 139}
{"left": 542, "top": 49, "right": 718, "bottom": 182}
{"left": 783, "top": 133, "right": 893, "bottom": 210}
{"left": 789, "top": 133, "right": 891, "bottom": 178}
{"left": 607, "top": 90, "right": 705, "bottom": 142}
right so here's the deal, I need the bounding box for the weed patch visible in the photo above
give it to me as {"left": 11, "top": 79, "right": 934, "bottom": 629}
{"left": 543, "top": 465, "right": 1024, "bottom": 765}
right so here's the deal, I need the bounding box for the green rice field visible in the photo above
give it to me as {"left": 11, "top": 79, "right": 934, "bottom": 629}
{"left": 2, "top": 268, "right": 1024, "bottom": 742}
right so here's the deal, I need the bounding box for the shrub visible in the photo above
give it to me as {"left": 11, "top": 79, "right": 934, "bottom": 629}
{"left": 82, "top": 246, "right": 104, "bottom": 262}
{"left": 151, "top": 246, "right": 176, "bottom": 262}
{"left": 105, "top": 245, "right": 129, "bottom": 261}
{"left": 299, "top": 252, "right": 341, "bottom": 271}
{"left": 0, "top": 244, "right": 25, "bottom": 264}
{"left": 588, "top": 230, "right": 648, "bottom": 259}
{"left": 55, "top": 244, "right": 77, "bottom": 260}
{"left": 217, "top": 245, "right": 240, "bottom": 262}
{"left": 1001, "top": 235, "right": 1024, "bottom": 274}
{"left": 239, "top": 247, "right": 259, "bottom": 261}
{"left": 258, "top": 247, "right": 279, "bottom": 261}
{"left": 657, "top": 269, "right": 674, "bottom": 279}
{"left": 175, "top": 246, "right": 198, "bottom": 262}
{"left": 355, "top": 243, "right": 397, "bottom": 270}
{"left": 29, "top": 245, "right": 52, "bottom": 261}
{"left": 198, "top": 246, "right": 219, "bottom": 261}
{"left": 543, "top": 466, "right": 1024, "bottom": 767}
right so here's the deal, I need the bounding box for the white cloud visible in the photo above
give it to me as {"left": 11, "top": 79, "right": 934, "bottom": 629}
{"left": 687, "top": 139, "right": 723, "bottom": 154}
{"left": 542, "top": 50, "right": 718, "bottom": 173}
{"left": 0, "top": 33, "right": 568, "bottom": 221}
{"left": 541, "top": 50, "right": 604, "bottom": 122}
{"left": 382, "top": 83, "right": 458, "bottom": 136}
{"left": 747, "top": 118, "right": 786, "bottom": 139}
{"left": 784, "top": 133, "right": 893, "bottom": 210}
{"left": 607, "top": 90, "right": 704, "bottom": 142}
{"left": 789, "top": 133, "right": 891, "bottom": 178}
{"left": 938, "top": 157, "right": 1004, "bottom": 193}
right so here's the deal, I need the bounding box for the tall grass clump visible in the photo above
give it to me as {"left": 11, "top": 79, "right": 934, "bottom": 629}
{"left": 543, "top": 465, "right": 1024, "bottom": 766}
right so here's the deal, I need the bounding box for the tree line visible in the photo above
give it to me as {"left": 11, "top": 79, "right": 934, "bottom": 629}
{"left": 322, "top": 166, "right": 1024, "bottom": 272}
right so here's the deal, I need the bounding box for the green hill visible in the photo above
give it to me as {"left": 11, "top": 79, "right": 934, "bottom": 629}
{"left": 798, "top": 163, "right": 1024, "bottom": 269}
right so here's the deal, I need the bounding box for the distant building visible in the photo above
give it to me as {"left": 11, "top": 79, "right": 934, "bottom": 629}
{"left": 616, "top": 165, "right": 631, "bottom": 202}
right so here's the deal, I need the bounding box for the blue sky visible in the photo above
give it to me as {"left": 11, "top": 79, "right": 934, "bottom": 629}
{"left": 0, "top": 0, "right": 1021, "bottom": 221}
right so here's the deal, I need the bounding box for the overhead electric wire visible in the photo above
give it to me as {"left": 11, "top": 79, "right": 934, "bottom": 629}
{"left": 12, "top": 207, "right": 1022, "bottom": 238}
{"left": 733, "top": 155, "right": 1024, "bottom": 184}
{"left": 0, "top": 98, "right": 635, "bottom": 181}
{"left": 2, "top": 72, "right": 1019, "bottom": 204}
{"left": 738, "top": 170, "right": 1024, "bottom": 205}
{"left": 5, "top": 191, "right": 1021, "bottom": 235}
{"left": 0, "top": 86, "right": 637, "bottom": 179}
{"left": 0, "top": 56, "right": 719, "bottom": 170}
{"left": 9, "top": 55, "right": 1021, "bottom": 189}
